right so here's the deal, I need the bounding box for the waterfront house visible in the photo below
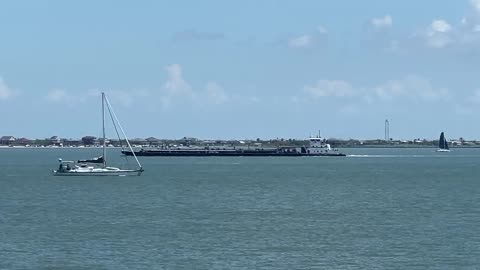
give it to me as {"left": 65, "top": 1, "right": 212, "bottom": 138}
{"left": 0, "top": 136, "right": 16, "bottom": 145}
{"left": 63, "top": 138, "right": 82, "bottom": 147}
{"left": 17, "top": 138, "right": 33, "bottom": 145}
{"left": 50, "top": 136, "right": 62, "bottom": 146}
{"left": 179, "top": 137, "right": 198, "bottom": 146}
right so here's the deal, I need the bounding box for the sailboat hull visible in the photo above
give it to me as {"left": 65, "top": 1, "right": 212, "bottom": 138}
{"left": 53, "top": 168, "right": 143, "bottom": 176}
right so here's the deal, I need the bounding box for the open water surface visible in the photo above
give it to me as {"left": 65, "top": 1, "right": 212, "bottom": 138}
{"left": 1, "top": 148, "right": 480, "bottom": 269}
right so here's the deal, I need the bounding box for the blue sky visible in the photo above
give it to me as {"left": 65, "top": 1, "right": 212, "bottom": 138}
{"left": 1, "top": 0, "right": 480, "bottom": 140}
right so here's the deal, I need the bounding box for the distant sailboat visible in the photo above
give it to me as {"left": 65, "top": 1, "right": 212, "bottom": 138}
{"left": 436, "top": 132, "right": 451, "bottom": 152}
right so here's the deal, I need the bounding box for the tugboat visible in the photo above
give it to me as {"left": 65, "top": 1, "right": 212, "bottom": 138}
{"left": 122, "top": 137, "right": 346, "bottom": 157}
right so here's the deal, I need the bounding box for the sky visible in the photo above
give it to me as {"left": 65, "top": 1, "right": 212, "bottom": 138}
{"left": 1, "top": 0, "right": 480, "bottom": 140}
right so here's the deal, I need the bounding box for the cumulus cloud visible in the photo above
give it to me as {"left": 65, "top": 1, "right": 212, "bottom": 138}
{"left": 0, "top": 77, "right": 14, "bottom": 100}
{"left": 430, "top": 20, "right": 453, "bottom": 33}
{"left": 418, "top": 19, "right": 454, "bottom": 48}
{"left": 415, "top": 1, "right": 480, "bottom": 49}
{"left": 289, "top": 35, "right": 312, "bottom": 48}
{"left": 304, "top": 76, "right": 449, "bottom": 103}
{"left": 375, "top": 76, "right": 450, "bottom": 101}
{"left": 371, "top": 15, "right": 393, "bottom": 29}
{"left": 172, "top": 30, "right": 225, "bottom": 41}
{"left": 159, "top": 64, "right": 232, "bottom": 109}
{"left": 305, "top": 80, "right": 355, "bottom": 98}
{"left": 427, "top": 20, "right": 453, "bottom": 48}
{"left": 164, "top": 64, "right": 193, "bottom": 97}
{"left": 205, "top": 81, "right": 228, "bottom": 104}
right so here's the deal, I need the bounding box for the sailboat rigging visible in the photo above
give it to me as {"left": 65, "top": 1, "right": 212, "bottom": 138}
{"left": 53, "top": 92, "right": 144, "bottom": 176}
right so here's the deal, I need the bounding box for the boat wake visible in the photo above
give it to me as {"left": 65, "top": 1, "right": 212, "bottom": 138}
{"left": 347, "top": 154, "right": 451, "bottom": 158}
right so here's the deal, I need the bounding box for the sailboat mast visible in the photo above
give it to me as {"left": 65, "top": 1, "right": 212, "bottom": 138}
{"left": 102, "top": 92, "right": 107, "bottom": 168}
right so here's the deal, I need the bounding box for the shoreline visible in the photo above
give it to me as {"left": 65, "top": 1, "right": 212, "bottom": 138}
{"left": 0, "top": 145, "right": 478, "bottom": 149}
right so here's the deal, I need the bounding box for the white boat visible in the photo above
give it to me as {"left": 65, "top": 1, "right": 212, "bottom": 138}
{"left": 436, "top": 132, "right": 451, "bottom": 152}
{"left": 53, "top": 93, "right": 144, "bottom": 176}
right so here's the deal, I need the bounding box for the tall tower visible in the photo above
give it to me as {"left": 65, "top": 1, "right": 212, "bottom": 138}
{"left": 384, "top": 119, "right": 390, "bottom": 142}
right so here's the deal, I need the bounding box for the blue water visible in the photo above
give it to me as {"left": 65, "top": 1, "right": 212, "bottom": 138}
{"left": 1, "top": 148, "right": 480, "bottom": 269}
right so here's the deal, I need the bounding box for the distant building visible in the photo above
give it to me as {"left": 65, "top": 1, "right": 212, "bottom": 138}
{"left": 0, "top": 136, "right": 16, "bottom": 145}
{"left": 17, "top": 138, "right": 33, "bottom": 145}
{"left": 63, "top": 138, "right": 82, "bottom": 146}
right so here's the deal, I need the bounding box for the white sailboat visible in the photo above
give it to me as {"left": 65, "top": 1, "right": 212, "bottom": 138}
{"left": 436, "top": 131, "right": 451, "bottom": 153}
{"left": 53, "top": 93, "right": 144, "bottom": 176}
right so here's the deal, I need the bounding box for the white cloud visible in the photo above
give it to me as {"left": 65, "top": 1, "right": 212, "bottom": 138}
{"left": 164, "top": 64, "right": 193, "bottom": 96}
{"left": 303, "top": 76, "right": 449, "bottom": 103}
{"left": 430, "top": 20, "right": 452, "bottom": 33}
{"left": 371, "top": 15, "right": 393, "bottom": 29}
{"left": 374, "top": 76, "right": 450, "bottom": 101}
{"left": 289, "top": 35, "right": 312, "bottom": 48}
{"left": 422, "top": 19, "right": 454, "bottom": 48}
{"left": 160, "top": 64, "right": 234, "bottom": 109}
{"left": 305, "top": 80, "right": 355, "bottom": 98}
{"left": 205, "top": 81, "right": 228, "bottom": 104}
{"left": 0, "top": 77, "right": 14, "bottom": 100}
{"left": 409, "top": 3, "right": 480, "bottom": 50}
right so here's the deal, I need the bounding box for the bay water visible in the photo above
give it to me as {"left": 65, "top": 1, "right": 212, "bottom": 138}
{"left": 1, "top": 148, "right": 480, "bottom": 269}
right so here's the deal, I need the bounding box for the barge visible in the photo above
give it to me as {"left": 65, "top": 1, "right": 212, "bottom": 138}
{"left": 122, "top": 137, "right": 346, "bottom": 157}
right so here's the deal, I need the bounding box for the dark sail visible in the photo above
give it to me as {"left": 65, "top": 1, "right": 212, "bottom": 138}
{"left": 438, "top": 132, "right": 449, "bottom": 149}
